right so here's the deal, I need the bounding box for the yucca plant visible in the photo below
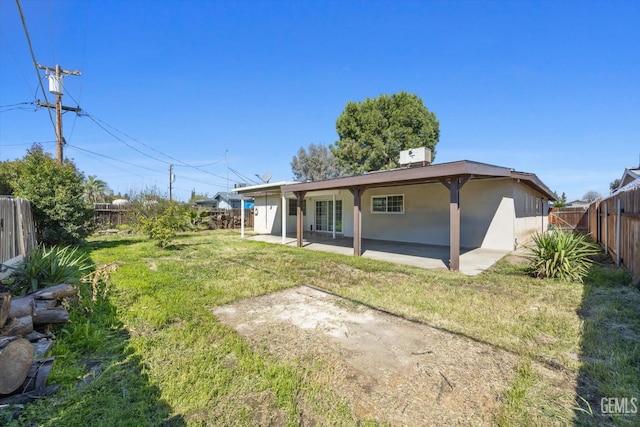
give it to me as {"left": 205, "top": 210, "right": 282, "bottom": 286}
{"left": 525, "top": 230, "right": 600, "bottom": 283}
{"left": 3, "top": 245, "right": 93, "bottom": 294}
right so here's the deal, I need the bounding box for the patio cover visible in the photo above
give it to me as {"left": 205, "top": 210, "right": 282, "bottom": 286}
{"left": 280, "top": 160, "right": 555, "bottom": 271}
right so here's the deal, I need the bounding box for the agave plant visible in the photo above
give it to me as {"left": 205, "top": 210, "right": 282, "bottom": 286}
{"left": 525, "top": 230, "right": 600, "bottom": 283}
{"left": 3, "top": 245, "right": 93, "bottom": 294}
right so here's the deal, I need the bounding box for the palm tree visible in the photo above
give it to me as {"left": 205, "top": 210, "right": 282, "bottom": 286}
{"left": 83, "top": 175, "right": 112, "bottom": 204}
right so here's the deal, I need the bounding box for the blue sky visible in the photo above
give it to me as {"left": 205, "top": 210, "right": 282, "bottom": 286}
{"left": 1, "top": 0, "right": 638, "bottom": 202}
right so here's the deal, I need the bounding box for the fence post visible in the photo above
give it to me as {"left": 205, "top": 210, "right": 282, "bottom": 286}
{"left": 604, "top": 203, "right": 609, "bottom": 255}
{"left": 596, "top": 205, "right": 600, "bottom": 243}
{"left": 617, "top": 199, "right": 621, "bottom": 266}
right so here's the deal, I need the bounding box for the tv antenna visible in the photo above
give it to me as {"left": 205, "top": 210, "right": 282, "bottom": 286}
{"left": 255, "top": 172, "right": 272, "bottom": 184}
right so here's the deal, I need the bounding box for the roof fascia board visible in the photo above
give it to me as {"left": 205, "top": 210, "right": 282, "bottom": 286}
{"left": 233, "top": 181, "right": 297, "bottom": 195}
{"left": 510, "top": 171, "right": 556, "bottom": 200}
{"left": 282, "top": 161, "right": 511, "bottom": 193}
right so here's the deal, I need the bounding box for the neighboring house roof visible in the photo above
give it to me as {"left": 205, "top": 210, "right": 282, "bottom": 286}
{"left": 604, "top": 167, "right": 640, "bottom": 199}
{"left": 279, "top": 160, "right": 556, "bottom": 200}
{"left": 619, "top": 168, "right": 640, "bottom": 188}
{"left": 566, "top": 200, "right": 591, "bottom": 207}
{"left": 609, "top": 176, "right": 640, "bottom": 198}
{"left": 193, "top": 199, "right": 216, "bottom": 205}
{"left": 214, "top": 192, "right": 243, "bottom": 202}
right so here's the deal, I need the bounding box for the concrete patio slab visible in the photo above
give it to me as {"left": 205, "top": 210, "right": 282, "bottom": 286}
{"left": 246, "top": 233, "right": 510, "bottom": 275}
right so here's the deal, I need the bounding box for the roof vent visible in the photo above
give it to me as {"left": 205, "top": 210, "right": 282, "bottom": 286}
{"left": 399, "top": 147, "right": 432, "bottom": 167}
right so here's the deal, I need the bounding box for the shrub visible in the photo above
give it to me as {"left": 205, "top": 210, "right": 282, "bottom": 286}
{"left": 3, "top": 245, "right": 93, "bottom": 294}
{"left": 184, "top": 208, "right": 210, "bottom": 230}
{"left": 8, "top": 144, "right": 94, "bottom": 245}
{"left": 525, "top": 230, "right": 600, "bottom": 283}
{"left": 135, "top": 202, "right": 187, "bottom": 247}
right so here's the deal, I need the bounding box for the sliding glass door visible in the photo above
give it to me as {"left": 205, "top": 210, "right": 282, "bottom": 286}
{"left": 315, "top": 200, "right": 342, "bottom": 233}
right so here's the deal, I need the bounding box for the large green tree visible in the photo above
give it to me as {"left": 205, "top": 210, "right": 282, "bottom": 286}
{"left": 331, "top": 91, "right": 439, "bottom": 174}
{"left": 291, "top": 143, "right": 343, "bottom": 182}
{"left": 609, "top": 178, "right": 621, "bottom": 193}
{"left": 0, "top": 160, "right": 19, "bottom": 195}
{"left": 11, "top": 144, "right": 94, "bottom": 245}
{"left": 83, "top": 175, "right": 113, "bottom": 204}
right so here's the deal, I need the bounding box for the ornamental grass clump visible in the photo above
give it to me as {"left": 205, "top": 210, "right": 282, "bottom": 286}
{"left": 525, "top": 230, "right": 600, "bottom": 283}
{"left": 3, "top": 245, "right": 92, "bottom": 294}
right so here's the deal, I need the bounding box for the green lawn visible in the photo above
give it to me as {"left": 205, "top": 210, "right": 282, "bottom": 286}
{"left": 2, "top": 229, "right": 637, "bottom": 426}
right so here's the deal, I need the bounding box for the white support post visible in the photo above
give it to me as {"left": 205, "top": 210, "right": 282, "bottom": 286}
{"left": 281, "top": 192, "right": 287, "bottom": 244}
{"left": 332, "top": 193, "right": 336, "bottom": 239}
{"left": 240, "top": 195, "right": 245, "bottom": 238}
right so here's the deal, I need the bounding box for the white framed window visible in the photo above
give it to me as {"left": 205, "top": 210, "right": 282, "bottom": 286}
{"left": 371, "top": 194, "right": 404, "bottom": 214}
{"left": 288, "top": 199, "right": 306, "bottom": 216}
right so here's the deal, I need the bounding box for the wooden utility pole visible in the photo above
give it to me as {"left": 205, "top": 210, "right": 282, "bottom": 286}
{"left": 169, "top": 164, "right": 174, "bottom": 202}
{"left": 35, "top": 64, "right": 81, "bottom": 164}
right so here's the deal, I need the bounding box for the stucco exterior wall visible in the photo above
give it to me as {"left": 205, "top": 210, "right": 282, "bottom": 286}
{"left": 253, "top": 179, "right": 549, "bottom": 251}
{"left": 513, "top": 181, "right": 549, "bottom": 246}
{"left": 360, "top": 179, "right": 517, "bottom": 250}
{"left": 253, "top": 194, "right": 282, "bottom": 235}
{"left": 361, "top": 184, "right": 450, "bottom": 245}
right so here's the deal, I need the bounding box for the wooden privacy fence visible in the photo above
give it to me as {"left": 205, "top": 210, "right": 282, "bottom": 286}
{"left": 0, "top": 197, "right": 37, "bottom": 279}
{"left": 92, "top": 203, "right": 130, "bottom": 227}
{"left": 548, "top": 207, "right": 589, "bottom": 232}
{"left": 91, "top": 204, "right": 254, "bottom": 229}
{"left": 588, "top": 184, "right": 640, "bottom": 279}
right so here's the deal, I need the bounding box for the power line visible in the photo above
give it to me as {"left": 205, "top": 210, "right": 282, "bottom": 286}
{"left": 65, "top": 145, "right": 149, "bottom": 180}
{"left": 66, "top": 143, "right": 166, "bottom": 174}
{"left": 66, "top": 143, "right": 230, "bottom": 189}
{"left": 80, "top": 109, "right": 245, "bottom": 184}
{"left": 47, "top": 0, "right": 56, "bottom": 63}
{"left": 68, "top": 1, "right": 89, "bottom": 142}
{"left": 15, "top": 0, "right": 56, "bottom": 134}
{"left": 82, "top": 110, "right": 242, "bottom": 182}
{"left": 0, "top": 29, "right": 34, "bottom": 98}
{"left": 189, "top": 158, "right": 227, "bottom": 167}
{"left": 228, "top": 167, "right": 260, "bottom": 185}
{"left": 0, "top": 101, "right": 36, "bottom": 113}
{"left": 84, "top": 113, "right": 173, "bottom": 165}
{"left": 0, "top": 140, "right": 55, "bottom": 148}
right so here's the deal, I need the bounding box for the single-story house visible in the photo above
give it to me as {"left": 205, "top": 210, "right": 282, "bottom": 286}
{"left": 234, "top": 160, "right": 556, "bottom": 271}
{"left": 194, "top": 192, "right": 251, "bottom": 209}
{"left": 616, "top": 167, "right": 640, "bottom": 193}
{"left": 214, "top": 192, "right": 243, "bottom": 209}
{"left": 194, "top": 194, "right": 254, "bottom": 209}
{"left": 566, "top": 200, "right": 591, "bottom": 208}
{"left": 193, "top": 199, "right": 217, "bottom": 208}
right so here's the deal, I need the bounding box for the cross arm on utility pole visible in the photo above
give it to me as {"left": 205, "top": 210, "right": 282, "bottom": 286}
{"left": 36, "top": 101, "right": 81, "bottom": 113}
{"left": 36, "top": 63, "right": 81, "bottom": 164}
{"left": 36, "top": 63, "right": 81, "bottom": 76}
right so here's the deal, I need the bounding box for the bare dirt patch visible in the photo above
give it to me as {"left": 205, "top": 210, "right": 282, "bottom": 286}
{"left": 213, "top": 286, "right": 523, "bottom": 425}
